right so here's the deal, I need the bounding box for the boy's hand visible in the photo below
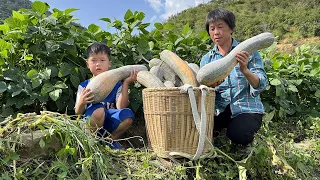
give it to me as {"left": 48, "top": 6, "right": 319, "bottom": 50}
{"left": 124, "top": 69, "right": 138, "bottom": 84}
{"left": 79, "top": 88, "right": 94, "bottom": 105}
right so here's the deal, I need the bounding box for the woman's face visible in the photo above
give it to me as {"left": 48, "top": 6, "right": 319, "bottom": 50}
{"left": 208, "top": 19, "right": 233, "bottom": 46}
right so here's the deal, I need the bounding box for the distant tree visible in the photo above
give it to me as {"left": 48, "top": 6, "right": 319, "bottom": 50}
{"left": 0, "top": 0, "right": 32, "bottom": 21}
{"left": 165, "top": 0, "right": 320, "bottom": 40}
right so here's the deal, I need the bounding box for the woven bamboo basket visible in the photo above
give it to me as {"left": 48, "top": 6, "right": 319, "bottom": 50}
{"left": 142, "top": 87, "right": 215, "bottom": 158}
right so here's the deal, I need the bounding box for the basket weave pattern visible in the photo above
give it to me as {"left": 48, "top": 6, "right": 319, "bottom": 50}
{"left": 142, "top": 87, "right": 215, "bottom": 158}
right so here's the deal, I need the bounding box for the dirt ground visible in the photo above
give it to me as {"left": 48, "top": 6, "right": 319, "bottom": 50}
{"left": 275, "top": 36, "right": 320, "bottom": 53}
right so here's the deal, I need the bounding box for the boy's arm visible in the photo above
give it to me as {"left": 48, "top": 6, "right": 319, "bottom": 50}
{"left": 116, "top": 70, "right": 137, "bottom": 109}
{"left": 116, "top": 82, "right": 130, "bottom": 109}
{"left": 74, "top": 86, "right": 93, "bottom": 114}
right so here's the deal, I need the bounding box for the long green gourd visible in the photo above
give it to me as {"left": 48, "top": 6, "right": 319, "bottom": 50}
{"left": 86, "top": 65, "right": 147, "bottom": 103}
{"left": 197, "top": 32, "right": 274, "bottom": 86}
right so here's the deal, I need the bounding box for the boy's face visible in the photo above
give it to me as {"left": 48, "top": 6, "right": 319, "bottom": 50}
{"left": 86, "top": 52, "right": 111, "bottom": 76}
{"left": 208, "top": 19, "right": 232, "bottom": 47}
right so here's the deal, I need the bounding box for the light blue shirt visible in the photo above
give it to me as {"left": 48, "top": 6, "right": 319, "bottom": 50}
{"left": 200, "top": 39, "right": 268, "bottom": 118}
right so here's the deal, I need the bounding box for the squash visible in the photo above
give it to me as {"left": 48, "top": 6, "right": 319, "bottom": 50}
{"left": 87, "top": 65, "right": 147, "bottom": 103}
{"left": 188, "top": 63, "right": 200, "bottom": 73}
{"left": 197, "top": 32, "right": 274, "bottom": 86}
{"left": 148, "top": 58, "right": 163, "bottom": 68}
{"left": 137, "top": 71, "right": 165, "bottom": 88}
{"left": 150, "top": 66, "right": 165, "bottom": 81}
{"left": 160, "top": 50, "right": 198, "bottom": 87}
{"left": 150, "top": 60, "right": 181, "bottom": 85}
{"left": 164, "top": 81, "right": 175, "bottom": 87}
{"left": 188, "top": 63, "right": 200, "bottom": 76}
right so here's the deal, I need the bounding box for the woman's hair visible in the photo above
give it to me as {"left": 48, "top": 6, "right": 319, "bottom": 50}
{"left": 205, "top": 8, "right": 236, "bottom": 34}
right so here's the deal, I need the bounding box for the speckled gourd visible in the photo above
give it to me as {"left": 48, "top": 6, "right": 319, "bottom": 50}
{"left": 197, "top": 32, "right": 275, "bottom": 86}
{"left": 137, "top": 71, "right": 165, "bottom": 88}
{"left": 87, "top": 65, "right": 147, "bottom": 103}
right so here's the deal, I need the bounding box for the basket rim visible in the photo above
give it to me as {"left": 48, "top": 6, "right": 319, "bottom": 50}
{"left": 142, "top": 87, "right": 215, "bottom": 92}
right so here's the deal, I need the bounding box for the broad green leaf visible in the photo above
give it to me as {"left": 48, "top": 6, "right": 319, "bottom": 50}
{"left": 40, "top": 69, "right": 51, "bottom": 80}
{"left": 41, "top": 83, "right": 54, "bottom": 95}
{"left": 148, "top": 41, "right": 154, "bottom": 50}
{"left": 58, "top": 63, "right": 72, "bottom": 77}
{"left": 47, "top": 66, "right": 58, "bottom": 77}
{"left": 43, "top": 16, "right": 57, "bottom": 25}
{"left": 12, "top": 11, "right": 25, "bottom": 21}
{"left": 263, "top": 110, "right": 275, "bottom": 122}
{"left": 3, "top": 68, "right": 19, "bottom": 81}
{"left": 0, "top": 50, "right": 8, "bottom": 60}
{"left": 0, "top": 81, "right": 7, "bottom": 93}
{"left": 124, "top": 9, "right": 133, "bottom": 21}
{"left": 112, "top": 20, "right": 123, "bottom": 29}
{"left": 12, "top": 89, "right": 22, "bottom": 97}
{"left": 137, "top": 39, "right": 148, "bottom": 54}
{"left": 39, "top": 139, "right": 45, "bottom": 148}
{"left": 174, "top": 37, "right": 184, "bottom": 46}
{"left": 100, "top": 18, "right": 111, "bottom": 23}
{"left": 288, "top": 84, "right": 298, "bottom": 92}
{"left": 32, "top": 78, "right": 42, "bottom": 89}
{"left": 136, "top": 12, "right": 145, "bottom": 21}
{"left": 24, "top": 55, "right": 33, "bottom": 60}
{"left": 45, "top": 41, "right": 59, "bottom": 53}
{"left": 54, "top": 81, "right": 68, "bottom": 89}
{"left": 27, "top": 69, "right": 38, "bottom": 79}
{"left": 163, "top": 24, "right": 174, "bottom": 30}
{"left": 310, "top": 68, "right": 319, "bottom": 76}
{"left": 32, "top": 1, "right": 49, "bottom": 14}
{"left": 57, "top": 171, "right": 67, "bottom": 179}
{"left": 65, "top": 8, "right": 78, "bottom": 15}
{"left": 88, "top": 24, "right": 100, "bottom": 33}
{"left": 182, "top": 24, "right": 191, "bottom": 36}
{"left": 4, "top": 17, "right": 21, "bottom": 29}
{"left": 276, "top": 86, "right": 281, "bottom": 96}
{"left": 31, "top": 19, "right": 38, "bottom": 25}
{"left": 49, "top": 89, "right": 62, "bottom": 101}
{"left": 154, "top": 23, "right": 163, "bottom": 30}
{"left": 270, "top": 78, "right": 281, "bottom": 86}
{"left": 51, "top": 12, "right": 60, "bottom": 18}
{"left": 62, "top": 38, "right": 74, "bottom": 45}
{"left": 130, "top": 20, "right": 142, "bottom": 29}
{"left": 0, "top": 24, "right": 10, "bottom": 34}
{"left": 0, "top": 39, "right": 8, "bottom": 51}
{"left": 315, "top": 90, "right": 320, "bottom": 98}
{"left": 79, "top": 67, "right": 88, "bottom": 80}
{"left": 70, "top": 75, "right": 80, "bottom": 88}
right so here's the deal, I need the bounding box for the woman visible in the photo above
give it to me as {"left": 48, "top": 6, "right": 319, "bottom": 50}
{"left": 200, "top": 8, "right": 268, "bottom": 145}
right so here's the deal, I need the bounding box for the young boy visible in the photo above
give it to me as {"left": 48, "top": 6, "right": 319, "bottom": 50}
{"left": 74, "top": 42, "right": 137, "bottom": 149}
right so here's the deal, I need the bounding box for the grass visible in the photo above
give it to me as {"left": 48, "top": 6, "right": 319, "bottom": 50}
{"left": 0, "top": 111, "right": 319, "bottom": 179}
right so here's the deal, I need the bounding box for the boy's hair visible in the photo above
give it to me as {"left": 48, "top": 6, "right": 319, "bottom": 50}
{"left": 205, "top": 8, "right": 236, "bottom": 35}
{"left": 86, "top": 42, "right": 111, "bottom": 58}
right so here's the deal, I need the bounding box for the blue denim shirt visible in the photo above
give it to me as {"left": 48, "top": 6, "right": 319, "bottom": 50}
{"left": 200, "top": 39, "right": 268, "bottom": 118}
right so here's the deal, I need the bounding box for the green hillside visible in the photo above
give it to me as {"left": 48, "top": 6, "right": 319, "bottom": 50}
{"left": 0, "top": 0, "right": 32, "bottom": 21}
{"left": 165, "top": 0, "right": 320, "bottom": 41}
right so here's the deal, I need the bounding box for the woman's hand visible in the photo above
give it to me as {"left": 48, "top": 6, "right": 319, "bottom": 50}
{"left": 236, "top": 51, "right": 250, "bottom": 74}
{"left": 209, "top": 79, "right": 224, "bottom": 88}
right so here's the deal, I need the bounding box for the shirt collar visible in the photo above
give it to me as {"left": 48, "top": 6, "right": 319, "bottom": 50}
{"left": 208, "top": 38, "right": 239, "bottom": 56}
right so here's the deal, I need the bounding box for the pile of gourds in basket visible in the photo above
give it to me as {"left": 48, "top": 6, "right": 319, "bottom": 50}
{"left": 86, "top": 32, "right": 275, "bottom": 159}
